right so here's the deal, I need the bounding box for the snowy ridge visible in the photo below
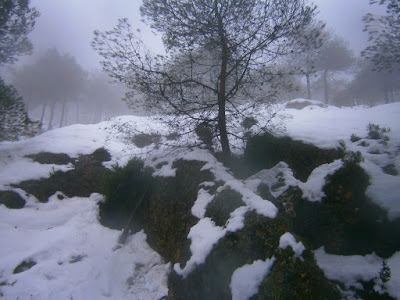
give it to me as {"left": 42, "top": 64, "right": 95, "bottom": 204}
{"left": 0, "top": 101, "right": 400, "bottom": 298}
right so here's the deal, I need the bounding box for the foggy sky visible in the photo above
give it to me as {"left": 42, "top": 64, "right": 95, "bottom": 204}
{"left": 18, "top": 0, "right": 385, "bottom": 71}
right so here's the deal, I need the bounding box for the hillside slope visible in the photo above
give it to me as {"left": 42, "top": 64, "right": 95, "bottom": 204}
{"left": 0, "top": 100, "right": 399, "bottom": 299}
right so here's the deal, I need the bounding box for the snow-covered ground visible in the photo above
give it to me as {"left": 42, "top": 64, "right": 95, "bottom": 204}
{"left": 0, "top": 100, "right": 399, "bottom": 299}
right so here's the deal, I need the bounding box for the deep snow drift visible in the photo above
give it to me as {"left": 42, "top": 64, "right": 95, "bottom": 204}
{"left": 0, "top": 100, "right": 399, "bottom": 299}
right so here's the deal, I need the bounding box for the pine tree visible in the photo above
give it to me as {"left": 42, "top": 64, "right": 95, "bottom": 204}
{"left": 362, "top": 0, "right": 400, "bottom": 71}
{"left": 0, "top": 0, "right": 39, "bottom": 140}
{"left": 0, "top": 78, "right": 39, "bottom": 141}
{"left": 0, "top": 0, "right": 40, "bottom": 66}
{"left": 92, "top": 0, "right": 318, "bottom": 158}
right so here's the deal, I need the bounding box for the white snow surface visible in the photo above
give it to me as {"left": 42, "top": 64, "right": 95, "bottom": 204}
{"left": 0, "top": 193, "right": 169, "bottom": 300}
{"left": 279, "top": 232, "right": 305, "bottom": 257}
{"left": 315, "top": 247, "right": 400, "bottom": 299}
{"left": 0, "top": 100, "right": 399, "bottom": 298}
{"left": 230, "top": 257, "right": 276, "bottom": 300}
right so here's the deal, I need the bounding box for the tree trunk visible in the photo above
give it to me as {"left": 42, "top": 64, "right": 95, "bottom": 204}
{"left": 40, "top": 99, "right": 48, "bottom": 130}
{"left": 48, "top": 102, "right": 56, "bottom": 131}
{"left": 323, "top": 69, "right": 329, "bottom": 104}
{"left": 215, "top": 2, "right": 231, "bottom": 159}
{"left": 76, "top": 102, "right": 80, "bottom": 124}
{"left": 306, "top": 74, "right": 312, "bottom": 100}
{"left": 59, "top": 98, "right": 67, "bottom": 128}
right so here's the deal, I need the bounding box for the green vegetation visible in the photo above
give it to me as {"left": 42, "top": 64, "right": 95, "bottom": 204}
{"left": 100, "top": 158, "right": 154, "bottom": 230}
{"left": 245, "top": 132, "right": 342, "bottom": 181}
{"left": 205, "top": 188, "right": 245, "bottom": 227}
{"left": 132, "top": 133, "right": 161, "bottom": 148}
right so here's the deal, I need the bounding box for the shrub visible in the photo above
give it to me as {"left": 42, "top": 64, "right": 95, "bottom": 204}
{"left": 195, "top": 122, "right": 213, "bottom": 150}
{"left": 241, "top": 116, "right": 258, "bottom": 130}
{"left": 132, "top": 133, "right": 161, "bottom": 148}
{"left": 343, "top": 150, "right": 364, "bottom": 167}
{"left": 382, "top": 164, "right": 398, "bottom": 176}
{"left": 350, "top": 134, "right": 361, "bottom": 142}
{"left": 245, "top": 132, "right": 342, "bottom": 181}
{"left": 367, "top": 123, "right": 391, "bottom": 141}
{"left": 100, "top": 158, "right": 154, "bottom": 229}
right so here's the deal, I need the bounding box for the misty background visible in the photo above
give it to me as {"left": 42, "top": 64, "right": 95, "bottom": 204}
{"left": 1, "top": 0, "right": 397, "bottom": 131}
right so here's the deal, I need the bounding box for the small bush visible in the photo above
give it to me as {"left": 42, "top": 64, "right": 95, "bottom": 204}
{"left": 350, "top": 134, "right": 362, "bottom": 142}
{"left": 358, "top": 140, "right": 370, "bottom": 147}
{"left": 245, "top": 132, "right": 342, "bottom": 182}
{"left": 166, "top": 132, "right": 180, "bottom": 141}
{"left": 100, "top": 158, "right": 154, "bottom": 229}
{"left": 367, "top": 123, "right": 391, "bottom": 140}
{"left": 241, "top": 116, "right": 258, "bottom": 130}
{"left": 195, "top": 122, "right": 213, "bottom": 150}
{"left": 132, "top": 133, "right": 161, "bottom": 148}
{"left": 13, "top": 259, "right": 36, "bottom": 274}
{"left": 382, "top": 164, "right": 398, "bottom": 176}
{"left": 343, "top": 150, "right": 364, "bottom": 167}
{"left": 205, "top": 188, "right": 245, "bottom": 227}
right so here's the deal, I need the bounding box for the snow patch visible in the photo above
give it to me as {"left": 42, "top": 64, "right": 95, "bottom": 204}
{"left": 314, "top": 247, "right": 400, "bottom": 298}
{"left": 230, "top": 257, "right": 276, "bottom": 300}
{"left": 279, "top": 232, "right": 305, "bottom": 257}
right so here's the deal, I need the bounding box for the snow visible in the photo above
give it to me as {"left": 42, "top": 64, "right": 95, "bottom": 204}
{"left": 285, "top": 102, "right": 400, "bottom": 149}
{"left": 0, "top": 99, "right": 399, "bottom": 298}
{"left": 191, "top": 188, "right": 215, "bottom": 219}
{"left": 174, "top": 218, "right": 226, "bottom": 277}
{"left": 0, "top": 193, "right": 169, "bottom": 300}
{"left": 230, "top": 257, "right": 276, "bottom": 300}
{"left": 246, "top": 159, "right": 343, "bottom": 202}
{"left": 314, "top": 247, "right": 400, "bottom": 299}
{"left": 279, "top": 232, "right": 305, "bottom": 257}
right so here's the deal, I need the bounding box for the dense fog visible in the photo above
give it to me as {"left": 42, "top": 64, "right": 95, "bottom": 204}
{"left": 1, "top": 0, "right": 399, "bottom": 132}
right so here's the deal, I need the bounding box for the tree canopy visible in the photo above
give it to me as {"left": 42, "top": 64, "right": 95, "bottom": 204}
{"left": 93, "top": 0, "right": 318, "bottom": 157}
{"left": 0, "top": 78, "right": 38, "bottom": 140}
{"left": 362, "top": 0, "right": 400, "bottom": 71}
{"left": 0, "top": 0, "right": 39, "bottom": 66}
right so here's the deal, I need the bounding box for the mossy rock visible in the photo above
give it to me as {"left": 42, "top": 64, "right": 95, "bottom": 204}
{"left": 13, "top": 259, "right": 36, "bottom": 274}
{"left": 253, "top": 247, "right": 341, "bottom": 299}
{"left": 205, "top": 188, "right": 245, "bottom": 227}
{"left": 291, "top": 164, "right": 400, "bottom": 257}
{"left": 144, "top": 160, "right": 215, "bottom": 265}
{"left": 99, "top": 158, "right": 154, "bottom": 230}
{"left": 132, "top": 133, "right": 161, "bottom": 148}
{"left": 168, "top": 210, "right": 292, "bottom": 299}
{"left": 245, "top": 132, "right": 342, "bottom": 181}
{"left": 14, "top": 148, "right": 112, "bottom": 202}
{"left": 26, "top": 152, "right": 73, "bottom": 165}
{"left": 0, "top": 191, "right": 25, "bottom": 209}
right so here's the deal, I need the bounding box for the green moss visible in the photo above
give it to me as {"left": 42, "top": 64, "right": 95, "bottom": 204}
{"left": 145, "top": 160, "right": 215, "bottom": 264}
{"left": 382, "top": 164, "right": 398, "bottom": 176}
{"left": 242, "top": 116, "right": 258, "bottom": 130}
{"left": 245, "top": 132, "right": 342, "bottom": 181}
{"left": 14, "top": 148, "right": 112, "bottom": 203}
{"left": 291, "top": 163, "right": 400, "bottom": 257}
{"left": 205, "top": 188, "right": 245, "bottom": 227}
{"left": 132, "top": 133, "right": 161, "bottom": 148}
{"left": 13, "top": 259, "right": 36, "bottom": 274}
{"left": 100, "top": 158, "right": 154, "bottom": 230}
{"left": 254, "top": 248, "right": 341, "bottom": 300}
{"left": 168, "top": 210, "right": 292, "bottom": 299}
